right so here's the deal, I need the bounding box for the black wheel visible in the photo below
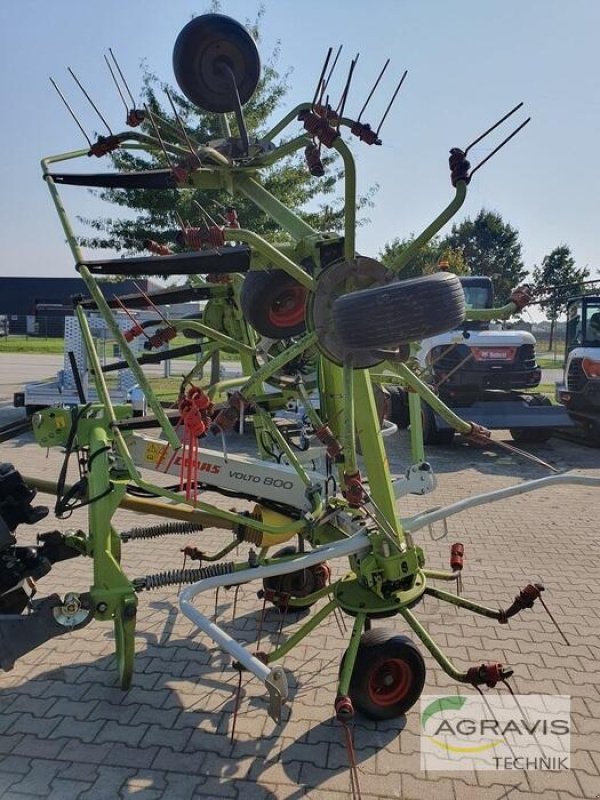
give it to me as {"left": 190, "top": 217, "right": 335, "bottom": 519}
{"left": 509, "top": 396, "right": 553, "bottom": 443}
{"left": 345, "top": 629, "right": 426, "bottom": 720}
{"left": 388, "top": 387, "right": 410, "bottom": 429}
{"left": 333, "top": 272, "right": 465, "bottom": 350}
{"left": 241, "top": 270, "right": 308, "bottom": 339}
{"left": 173, "top": 14, "right": 261, "bottom": 113}
{"left": 263, "top": 546, "right": 330, "bottom": 611}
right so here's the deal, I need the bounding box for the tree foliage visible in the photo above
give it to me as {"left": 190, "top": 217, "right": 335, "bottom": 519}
{"left": 531, "top": 245, "right": 590, "bottom": 319}
{"left": 379, "top": 235, "right": 467, "bottom": 279}
{"left": 78, "top": 8, "right": 372, "bottom": 253}
{"left": 439, "top": 209, "right": 527, "bottom": 303}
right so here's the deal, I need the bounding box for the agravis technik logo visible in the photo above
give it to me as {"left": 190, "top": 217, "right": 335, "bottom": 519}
{"left": 420, "top": 694, "right": 570, "bottom": 771}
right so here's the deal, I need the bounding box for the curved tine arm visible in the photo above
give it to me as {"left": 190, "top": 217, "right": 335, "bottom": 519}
{"left": 386, "top": 180, "right": 468, "bottom": 278}
{"left": 179, "top": 531, "right": 370, "bottom": 682}
{"left": 403, "top": 473, "right": 600, "bottom": 534}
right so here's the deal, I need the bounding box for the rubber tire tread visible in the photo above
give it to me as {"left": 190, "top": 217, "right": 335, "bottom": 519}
{"left": 346, "top": 629, "right": 426, "bottom": 720}
{"left": 333, "top": 272, "right": 465, "bottom": 349}
{"left": 241, "top": 270, "right": 307, "bottom": 338}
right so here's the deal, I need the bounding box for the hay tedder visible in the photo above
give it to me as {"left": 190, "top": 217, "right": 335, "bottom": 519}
{"left": 2, "top": 14, "right": 598, "bottom": 749}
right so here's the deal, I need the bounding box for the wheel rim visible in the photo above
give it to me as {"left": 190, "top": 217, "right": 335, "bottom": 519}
{"left": 367, "top": 657, "right": 412, "bottom": 706}
{"left": 268, "top": 286, "right": 307, "bottom": 328}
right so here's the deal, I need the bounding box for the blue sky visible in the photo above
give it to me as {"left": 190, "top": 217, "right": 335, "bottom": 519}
{"left": 1, "top": 0, "right": 599, "bottom": 290}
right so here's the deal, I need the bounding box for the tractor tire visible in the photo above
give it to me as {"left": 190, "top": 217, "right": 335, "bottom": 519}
{"left": 332, "top": 272, "right": 465, "bottom": 350}
{"left": 241, "top": 270, "right": 308, "bottom": 339}
{"left": 344, "top": 629, "right": 426, "bottom": 720}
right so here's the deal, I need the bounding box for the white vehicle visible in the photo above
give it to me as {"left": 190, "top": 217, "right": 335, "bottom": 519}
{"left": 555, "top": 295, "right": 600, "bottom": 443}
{"left": 389, "top": 276, "right": 572, "bottom": 444}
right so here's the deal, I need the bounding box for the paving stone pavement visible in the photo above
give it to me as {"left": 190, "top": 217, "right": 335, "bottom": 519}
{"left": 0, "top": 427, "right": 598, "bottom": 799}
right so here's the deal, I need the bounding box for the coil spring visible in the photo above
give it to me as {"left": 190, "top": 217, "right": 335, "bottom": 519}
{"left": 134, "top": 561, "right": 235, "bottom": 592}
{"left": 241, "top": 526, "right": 263, "bottom": 546}
{"left": 120, "top": 521, "right": 203, "bottom": 542}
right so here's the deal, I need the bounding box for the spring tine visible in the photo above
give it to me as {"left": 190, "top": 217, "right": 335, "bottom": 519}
{"left": 192, "top": 200, "right": 217, "bottom": 225}
{"left": 256, "top": 595, "right": 268, "bottom": 651}
{"left": 538, "top": 594, "right": 570, "bottom": 645}
{"left": 492, "top": 435, "right": 559, "bottom": 472}
{"left": 174, "top": 210, "right": 187, "bottom": 233}
{"left": 193, "top": 200, "right": 219, "bottom": 228}
{"left": 132, "top": 280, "right": 171, "bottom": 325}
{"left": 230, "top": 667, "right": 243, "bottom": 743}
{"left": 311, "top": 47, "right": 333, "bottom": 110}
{"left": 104, "top": 54, "right": 129, "bottom": 115}
{"left": 144, "top": 104, "right": 175, "bottom": 169}
{"left": 232, "top": 585, "right": 240, "bottom": 621}
{"left": 67, "top": 67, "right": 113, "bottom": 135}
{"left": 341, "top": 720, "right": 362, "bottom": 800}
{"left": 177, "top": 553, "right": 187, "bottom": 594}
{"left": 375, "top": 69, "right": 408, "bottom": 136}
{"left": 475, "top": 685, "right": 518, "bottom": 761}
{"left": 49, "top": 78, "right": 93, "bottom": 147}
{"left": 320, "top": 44, "right": 343, "bottom": 106}
{"left": 336, "top": 53, "right": 359, "bottom": 121}
{"left": 221, "top": 429, "right": 228, "bottom": 462}
{"left": 108, "top": 47, "right": 136, "bottom": 108}
{"left": 502, "top": 679, "right": 546, "bottom": 757}
{"left": 276, "top": 602, "right": 289, "bottom": 649}
{"left": 165, "top": 88, "right": 202, "bottom": 166}
{"left": 214, "top": 586, "right": 220, "bottom": 620}
{"left": 469, "top": 117, "right": 531, "bottom": 179}
{"left": 357, "top": 58, "right": 390, "bottom": 121}
{"left": 464, "top": 102, "right": 524, "bottom": 155}
{"left": 113, "top": 296, "right": 153, "bottom": 342}
{"left": 148, "top": 108, "right": 189, "bottom": 144}
{"left": 502, "top": 678, "right": 529, "bottom": 723}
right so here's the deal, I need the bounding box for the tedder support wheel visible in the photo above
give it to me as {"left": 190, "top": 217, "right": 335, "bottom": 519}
{"left": 263, "top": 545, "right": 330, "bottom": 611}
{"left": 332, "top": 272, "right": 465, "bottom": 351}
{"left": 345, "top": 629, "right": 426, "bottom": 720}
{"left": 172, "top": 14, "right": 261, "bottom": 113}
{"left": 509, "top": 396, "right": 553, "bottom": 443}
{"left": 241, "top": 270, "right": 308, "bottom": 339}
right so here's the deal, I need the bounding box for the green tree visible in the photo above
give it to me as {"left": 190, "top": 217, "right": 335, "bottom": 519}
{"left": 379, "top": 235, "right": 467, "bottom": 279}
{"left": 531, "top": 244, "right": 590, "bottom": 350}
{"left": 439, "top": 209, "right": 527, "bottom": 303}
{"left": 78, "top": 9, "right": 371, "bottom": 253}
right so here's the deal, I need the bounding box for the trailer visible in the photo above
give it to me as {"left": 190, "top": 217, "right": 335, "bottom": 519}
{"left": 13, "top": 315, "right": 147, "bottom": 414}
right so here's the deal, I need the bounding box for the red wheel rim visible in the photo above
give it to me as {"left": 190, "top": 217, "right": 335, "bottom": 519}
{"left": 268, "top": 286, "right": 307, "bottom": 328}
{"left": 367, "top": 657, "right": 412, "bottom": 706}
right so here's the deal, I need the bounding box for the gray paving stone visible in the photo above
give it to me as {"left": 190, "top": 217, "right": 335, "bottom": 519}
{"left": 13, "top": 735, "right": 70, "bottom": 760}
{"left": 78, "top": 766, "right": 136, "bottom": 800}
{"left": 0, "top": 433, "right": 598, "bottom": 799}
{"left": 47, "top": 778, "right": 94, "bottom": 800}
{"left": 105, "top": 742, "right": 160, "bottom": 769}
{"left": 8, "top": 762, "right": 61, "bottom": 796}
{"left": 96, "top": 721, "right": 149, "bottom": 747}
